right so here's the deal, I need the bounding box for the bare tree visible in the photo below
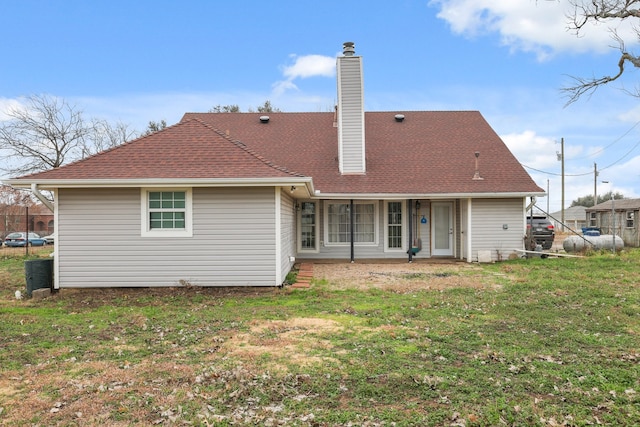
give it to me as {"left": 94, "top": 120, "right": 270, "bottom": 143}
{"left": 0, "top": 95, "right": 136, "bottom": 176}
{"left": 564, "top": 0, "right": 640, "bottom": 104}
{"left": 0, "top": 95, "right": 91, "bottom": 176}
{"left": 85, "top": 119, "right": 137, "bottom": 156}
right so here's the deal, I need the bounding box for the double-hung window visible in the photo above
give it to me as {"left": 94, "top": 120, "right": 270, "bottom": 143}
{"left": 325, "top": 201, "right": 377, "bottom": 245}
{"left": 141, "top": 189, "right": 192, "bottom": 237}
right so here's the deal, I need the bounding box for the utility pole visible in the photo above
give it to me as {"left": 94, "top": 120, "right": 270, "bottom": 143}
{"left": 557, "top": 138, "right": 565, "bottom": 230}
{"left": 593, "top": 163, "right": 598, "bottom": 206}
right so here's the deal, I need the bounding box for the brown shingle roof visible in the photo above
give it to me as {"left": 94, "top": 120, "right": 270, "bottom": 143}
{"left": 13, "top": 118, "right": 304, "bottom": 180}
{"left": 13, "top": 110, "right": 543, "bottom": 196}
{"left": 182, "top": 111, "right": 543, "bottom": 195}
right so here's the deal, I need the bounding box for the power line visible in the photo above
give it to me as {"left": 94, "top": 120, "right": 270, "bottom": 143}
{"left": 565, "top": 120, "right": 640, "bottom": 161}
{"left": 522, "top": 137, "right": 640, "bottom": 177}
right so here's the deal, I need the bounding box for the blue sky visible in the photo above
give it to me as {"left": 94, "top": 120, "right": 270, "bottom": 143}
{"left": 2, "top": 0, "right": 640, "bottom": 213}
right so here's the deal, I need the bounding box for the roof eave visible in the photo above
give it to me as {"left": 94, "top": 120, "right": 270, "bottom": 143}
{"left": 308, "top": 191, "right": 546, "bottom": 200}
{"left": 3, "top": 177, "right": 315, "bottom": 193}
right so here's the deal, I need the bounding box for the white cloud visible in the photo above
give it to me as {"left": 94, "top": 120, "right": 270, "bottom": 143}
{"left": 272, "top": 54, "right": 335, "bottom": 96}
{"left": 281, "top": 54, "right": 335, "bottom": 80}
{"left": 502, "top": 130, "right": 560, "bottom": 170}
{"left": 429, "top": 0, "right": 638, "bottom": 60}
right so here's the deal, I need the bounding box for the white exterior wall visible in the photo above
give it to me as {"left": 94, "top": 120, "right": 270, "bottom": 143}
{"left": 414, "top": 200, "right": 431, "bottom": 258}
{"left": 337, "top": 55, "right": 366, "bottom": 174}
{"left": 470, "top": 198, "right": 525, "bottom": 262}
{"left": 56, "top": 187, "right": 279, "bottom": 288}
{"left": 279, "top": 189, "right": 296, "bottom": 282}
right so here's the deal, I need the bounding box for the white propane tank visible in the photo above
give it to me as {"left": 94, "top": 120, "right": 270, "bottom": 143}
{"left": 563, "top": 234, "right": 624, "bottom": 252}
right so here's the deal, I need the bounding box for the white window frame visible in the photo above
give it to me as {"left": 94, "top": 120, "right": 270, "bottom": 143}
{"left": 589, "top": 212, "right": 597, "bottom": 227}
{"left": 384, "top": 201, "right": 406, "bottom": 251}
{"left": 297, "top": 200, "right": 319, "bottom": 253}
{"left": 323, "top": 200, "right": 378, "bottom": 246}
{"left": 141, "top": 188, "right": 193, "bottom": 238}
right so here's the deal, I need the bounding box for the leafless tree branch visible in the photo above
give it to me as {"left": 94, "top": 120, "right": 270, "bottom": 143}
{"left": 563, "top": 1, "right": 640, "bottom": 103}
{"left": 0, "top": 95, "right": 136, "bottom": 177}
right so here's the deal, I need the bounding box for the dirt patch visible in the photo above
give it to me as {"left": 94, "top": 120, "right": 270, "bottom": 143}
{"left": 311, "top": 261, "right": 502, "bottom": 292}
{"left": 48, "top": 286, "right": 279, "bottom": 309}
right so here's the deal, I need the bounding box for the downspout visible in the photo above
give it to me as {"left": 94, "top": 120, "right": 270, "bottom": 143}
{"left": 408, "top": 199, "right": 413, "bottom": 263}
{"left": 31, "top": 183, "right": 54, "bottom": 212}
{"left": 350, "top": 199, "right": 355, "bottom": 263}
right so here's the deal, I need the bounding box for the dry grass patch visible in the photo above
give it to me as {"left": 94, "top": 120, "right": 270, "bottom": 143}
{"left": 223, "top": 317, "right": 344, "bottom": 370}
{"left": 312, "top": 261, "right": 504, "bottom": 291}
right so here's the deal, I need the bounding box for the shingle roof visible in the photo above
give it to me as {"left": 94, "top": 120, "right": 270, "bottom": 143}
{"left": 182, "top": 111, "right": 543, "bottom": 195}
{"left": 13, "top": 118, "right": 304, "bottom": 180}
{"left": 12, "top": 110, "right": 543, "bottom": 196}
{"left": 586, "top": 198, "right": 640, "bottom": 211}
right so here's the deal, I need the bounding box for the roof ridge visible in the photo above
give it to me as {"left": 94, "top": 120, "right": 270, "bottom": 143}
{"left": 188, "top": 118, "right": 307, "bottom": 178}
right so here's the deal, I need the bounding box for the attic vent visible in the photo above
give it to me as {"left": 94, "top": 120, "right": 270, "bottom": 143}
{"left": 343, "top": 41, "right": 355, "bottom": 56}
{"left": 259, "top": 116, "right": 270, "bottom": 123}
{"left": 473, "top": 151, "right": 484, "bottom": 180}
{"left": 394, "top": 114, "right": 405, "bottom": 122}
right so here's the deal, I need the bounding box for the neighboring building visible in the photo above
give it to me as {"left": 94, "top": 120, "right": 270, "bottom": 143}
{"left": 586, "top": 198, "right": 640, "bottom": 247}
{"left": 4, "top": 43, "right": 544, "bottom": 289}
{"left": 0, "top": 204, "right": 53, "bottom": 239}
{"left": 551, "top": 205, "right": 587, "bottom": 233}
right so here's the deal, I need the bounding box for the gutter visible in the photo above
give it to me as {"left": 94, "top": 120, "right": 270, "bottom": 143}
{"left": 30, "top": 183, "right": 54, "bottom": 212}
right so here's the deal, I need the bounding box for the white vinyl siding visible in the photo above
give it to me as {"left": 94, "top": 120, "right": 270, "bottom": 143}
{"left": 337, "top": 55, "right": 365, "bottom": 174}
{"left": 470, "top": 198, "right": 525, "bottom": 262}
{"left": 56, "top": 187, "right": 278, "bottom": 288}
{"left": 279, "top": 189, "right": 296, "bottom": 283}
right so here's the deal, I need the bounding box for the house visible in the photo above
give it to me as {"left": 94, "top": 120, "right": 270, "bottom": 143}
{"left": 551, "top": 205, "right": 587, "bottom": 233}
{"left": 4, "top": 42, "right": 544, "bottom": 288}
{"left": 586, "top": 198, "right": 640, "bottom": 247}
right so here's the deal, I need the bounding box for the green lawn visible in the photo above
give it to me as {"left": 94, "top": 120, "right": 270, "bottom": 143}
{"left": 0, "top": 248, "right": 638, "bottom": 426}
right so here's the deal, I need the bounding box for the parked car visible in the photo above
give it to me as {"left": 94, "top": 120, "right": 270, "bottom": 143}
{"left": 526, "top": 216, "right": 555, "bottom": 250}
{"left": 3, "top": 232, "right": 48, "bottom": 247}
{"left": 43, "top": 233, "right": 55, "bottom": 245}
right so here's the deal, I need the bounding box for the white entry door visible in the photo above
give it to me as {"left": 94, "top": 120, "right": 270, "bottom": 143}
{"left": 432, "top": 202, "right": 454, "bottom": 256}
